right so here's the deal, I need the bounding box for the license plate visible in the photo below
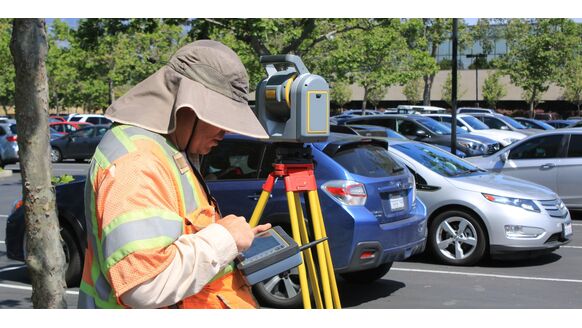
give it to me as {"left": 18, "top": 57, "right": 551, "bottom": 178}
{"left": 563, "top": 222, "right": 573, "bottom": 238}
{"left": 390, "top": 194, "right": 405, "bottom": 211}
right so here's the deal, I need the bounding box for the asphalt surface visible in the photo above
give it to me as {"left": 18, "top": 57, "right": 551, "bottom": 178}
{"left": 1, "top": 162, "right": 581, "bottom": 309}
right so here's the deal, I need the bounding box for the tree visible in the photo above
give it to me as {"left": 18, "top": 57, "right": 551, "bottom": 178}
{"left": 366, "top": 85, "right": 386, "bottom": 109}
{"left": 0, "top": 19, "right": 15, "bottom": 116}
{"left": 403, "top": 78, "right": 423, "bottom": 105}
{"left": 10, "top": 19, "right": 67, "bottom": 308}
{"left": 330, "top": 81, "right": 352, "bottom": 113}
{"left": 482, "top": 72, "right": 507, "bottom": 109}
{"left": 441, "top": 72, "right": 465, "bottom": 108}
{"left": 497, "top": 19, "right": 579, "bottom": 117}
{"left": 558, "top": 24, "right": 582, "bottom": 117}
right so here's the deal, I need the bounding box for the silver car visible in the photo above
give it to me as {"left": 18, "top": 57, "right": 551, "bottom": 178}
{"left": 469, "top": 113, "right": 543, "bottom": 136}
{"left": 388, "top": 139, "right": 572, "bottom": 265}
{"left": 467, "top": 129, "right": 582, "bottom": 211}
{"left": 0, "top": 122, "right": 18, "bottom": 168}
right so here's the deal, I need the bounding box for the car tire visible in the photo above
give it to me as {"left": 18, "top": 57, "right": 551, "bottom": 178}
{"left": 61, "top": 226, "right": 83, "bottom": 287}
{"left": 252, "top": 267, "right": 303, "bottom": 308}
{"left": 50, "top": 147, "right": 62, "bottom": 163}
{"left": 339, "top": 262, "right": 392, "bottom": 284}
{"left": 428, "top": 210, "right": 487, "bottom": 266}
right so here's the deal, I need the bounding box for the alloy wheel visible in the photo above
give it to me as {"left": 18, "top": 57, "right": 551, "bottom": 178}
{"left": 435, "top": 216, "right": 478, "bottom": 261}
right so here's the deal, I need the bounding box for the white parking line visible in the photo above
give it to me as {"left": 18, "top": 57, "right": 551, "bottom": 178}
{"left": 563, "top": 245, "right": 582, "bottom": 249}
{"left": 391, "top": 267, "right": 582, "bottom": 283}
{"left": 572, "top": 223, "right": 582, "bottom": 226}
{"left": 0, "top": 214, "right": 8, "bottom": 218}
{"left": 0, "top": 240, "right": 5, "bottom": 244}
{"left": 0, "top": 283, "right": 78, "bottom": 295}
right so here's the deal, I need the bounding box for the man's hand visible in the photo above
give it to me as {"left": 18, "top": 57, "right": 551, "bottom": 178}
{"left": 217, "top": 215, "right": 271, "bottom": 252}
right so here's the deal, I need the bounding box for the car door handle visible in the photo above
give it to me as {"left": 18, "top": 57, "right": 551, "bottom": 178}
{"left": 540, "top": 163, "right": 555, "bottom": 170}
{"left": 248, "top": 193, "right": 272, "bottom": 201}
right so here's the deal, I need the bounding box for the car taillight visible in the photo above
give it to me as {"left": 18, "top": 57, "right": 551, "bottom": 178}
{"left": 321, "top": 180, "right": 367, "bottom": 206}
{"left": 6, "top": 135, "right": 17, "bottom": 142}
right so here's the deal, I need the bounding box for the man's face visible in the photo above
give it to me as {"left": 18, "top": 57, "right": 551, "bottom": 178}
{"left": 187, "top": 119, "right": 226, "bottom": 155}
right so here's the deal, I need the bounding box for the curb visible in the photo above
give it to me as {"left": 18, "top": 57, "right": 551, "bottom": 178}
{"left": 0, "top": 169, "right": 13, "bottom": 178}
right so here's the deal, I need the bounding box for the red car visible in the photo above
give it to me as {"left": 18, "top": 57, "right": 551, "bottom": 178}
{"left": 49, "top": 121, "right": 92, "bottom": 135}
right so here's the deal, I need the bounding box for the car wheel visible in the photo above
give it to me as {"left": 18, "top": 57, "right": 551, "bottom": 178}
{"left": 50, "top": 147, "right": 62, "bottom": 163}
{"left": 253, "top": 267, "right": 303, "bottom": 308}
{"left": 339, "top": 262, "right": 392, "bottom": 284}
{"left": 61, "top": 227, "right": 82, "bottom": 287}
{"left": 429, "top": 210, "right": 487, "bottom": 266}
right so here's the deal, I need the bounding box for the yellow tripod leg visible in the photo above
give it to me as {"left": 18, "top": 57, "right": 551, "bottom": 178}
{"left": 286, "top": 191, "right": 311, "bottom": 309}
{"left": 306, "top": 190, "right": 334, "bottom": 308}
{"left": 249, "top": 190, "right": 272, "bottom": 228}
{"left": 311, "top": 190, "right": 342, "bottom": 309}
{"left": 293, "top": 193, "right": 323, "bottom": 309}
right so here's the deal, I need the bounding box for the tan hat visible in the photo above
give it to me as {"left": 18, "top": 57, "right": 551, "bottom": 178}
{"left": 105, "top": 40, "right": 268, "bottom": 139}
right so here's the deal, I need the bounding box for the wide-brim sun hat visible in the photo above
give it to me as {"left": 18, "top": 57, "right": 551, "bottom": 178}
{"left": 105, "top": 40, "right": 268, "bottom": 139}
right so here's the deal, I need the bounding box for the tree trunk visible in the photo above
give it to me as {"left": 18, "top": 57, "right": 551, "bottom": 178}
{"left": 529, "top": 89, "right": 537, "bottom": 118}
{"left": 362, "top": 86, "right": 368, "bottom": 110}
{"left": 10, "top": 19, "right": 67, "bottom": 309}
{"left": 422, "top": 74, "right": 434, "bottom": 105}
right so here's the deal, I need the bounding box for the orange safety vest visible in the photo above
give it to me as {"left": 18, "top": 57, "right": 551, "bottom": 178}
{"left": 78, "top": 124, "right": 256, "bottom": 309}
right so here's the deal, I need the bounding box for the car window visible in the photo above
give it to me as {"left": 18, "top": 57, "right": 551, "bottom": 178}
{"left": 71, "top": 128, "right": 94, "bottom": 138}
{"left": 202, "top": 140, "right": 265, "bottom": 180}
{"left": 404, "top": 165, "right": 428, "bottom": 186}
{"left": 392, "top": 143, "right": 481, "bottom": 177}
{"left": 482, "top": 116, "right": 506, "bottom": 129}
{"left": 360, "top": 118, "right": 396, "bottom": 129}
{"left": 86, "top": 117, "right": 101, "bottom": 124}
{"left": 568, "top": 134, "right": 582, "bottom": 158}
{"left": 499, "top": 116, "right": 527, "bottom": 129}
{"left": 96, "top": 127, "right": 109, "bottom": 137}
{"left": 331, "top": 144, "right": 404, "bottom": 177}
{"left": 396, "top": 120, "right": 420, "bottom": 136}
{"left": 509, "top": 135, "right": 563, "bottom": 160}
{"left": 417, "top": 118, "right": 451, "bottom": 135}
{"left": 461, "top": 116, "right": 489, "bottom": 130}
{"left": 69, "top": 116, "right": 82, "bottom": 122}
{"left": 9, "top": 124, "right": 16, "bottom": 134}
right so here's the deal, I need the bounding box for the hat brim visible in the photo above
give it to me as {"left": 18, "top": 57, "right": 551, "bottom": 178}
{"left": 175, "top": 78, "right": 269, "bottom": 139}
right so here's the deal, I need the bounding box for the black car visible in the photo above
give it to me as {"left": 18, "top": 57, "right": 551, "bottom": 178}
{"left": 50, "top": 125, "right": 110, "bottom": 163}
{"left": 6, "top": 177, "right": 87, "bottom": 287}
{"left": 339, "top": 114, "right": 500, "bottom": 156}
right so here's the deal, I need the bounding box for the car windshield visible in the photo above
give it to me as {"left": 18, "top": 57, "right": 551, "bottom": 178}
{"left": 441, "top": 122, "right": 468, "bottom": 134}
{"left": 417, "top": 118, "right": 451, "bottom": 135}
{"left": 499, "top": 116, "right": 527, "bottom": 129}
{"left": 532, "top": 120, "right": 555, "bottom": 130}
{"left": 461, "top": 116, "right": 490, "bottom": 130}
{"left": 392, "top": 142, "right": 483, "bottom": 177}
{"left": 332, "top": 144, "right": 404, "bottom": 177}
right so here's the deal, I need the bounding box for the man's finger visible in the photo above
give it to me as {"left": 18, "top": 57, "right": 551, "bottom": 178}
{"left": 252, "top": 223, "right": 272, "bottom": 235}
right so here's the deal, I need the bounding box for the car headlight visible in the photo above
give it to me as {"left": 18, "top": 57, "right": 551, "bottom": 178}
{"left": 482, "top": 193, "right": 541, "bottom": 212}
{"left": 457, "top": 140, "right": 484, "bottom": 151}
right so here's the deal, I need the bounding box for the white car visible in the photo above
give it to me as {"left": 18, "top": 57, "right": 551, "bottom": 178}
{"left": 467, "top": 128, "right": 582, "bottom": 211}
{"left": 388, "top": 139, "right": 572, "bottom": 265}
{"left": 425, "top": 113, "right": 526, "bottom": 147}
{"left": 67, "top": 114, "right": 112, "bottom": 125}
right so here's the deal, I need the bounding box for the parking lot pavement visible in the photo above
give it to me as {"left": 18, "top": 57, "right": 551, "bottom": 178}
{"left": 1, "top": 162, "right": 582, "bottom": 309}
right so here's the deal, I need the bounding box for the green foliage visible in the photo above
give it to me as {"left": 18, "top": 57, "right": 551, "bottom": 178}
{"left": 482, "top": 72, "right": 507, "bottom": 109}
{"left": 497, "top": 19, "right": 580, "bottom": 114}
{"left": 330, "top": 81, "right": 352, "bottom": 111}
{"left": 51, "top": 174, "right": 75, "bottom": 185}
{"left": 0, "top": 19, "right": 15, "bottom": 115}
{"left": 403, "top": 78, "right": 423, "bottom": 105}
{"left": 558, "top": 24, "right": 582, "bottom": 115}
{"left": 441, "top": 72, "right": 465, "bottom": 108}
{"left": 366, "top": 86, "right": 387, "bottom": 109}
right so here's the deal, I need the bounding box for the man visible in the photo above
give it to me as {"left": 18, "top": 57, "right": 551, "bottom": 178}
{"left": 78, "top": 40, "right": 271, "bottom": 309}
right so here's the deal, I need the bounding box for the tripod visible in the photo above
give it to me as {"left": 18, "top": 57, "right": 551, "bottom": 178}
{"left": 248, "top": 144, "right": 341, "bottom": 309}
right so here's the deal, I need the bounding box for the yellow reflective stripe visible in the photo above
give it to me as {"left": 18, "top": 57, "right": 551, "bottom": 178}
{"left": 184, "top": 169, "right": 203, "bottom": 215}
{"left": 111, "top": 125, "right": 137, "bottom": 153}
{"left": 93, "top": 147, "right": 110, "bottom": 169}
{"left": 104, "top": 236, "right": 176, "bottom": 271}
{"left": 102, "top": 208, "right": 183, "bottom": 237}
{"left": 208, "top": 262, "right": 235, "bottom": 284}
{"left": 87, "top": 166, "right": 108, "bottom": 279}
{"left": 79, "top": 281, "right": 123, "bottom": 309}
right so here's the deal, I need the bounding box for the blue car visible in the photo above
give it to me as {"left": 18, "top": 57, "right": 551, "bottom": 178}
{"left": 6, "top": 133, "right": 428, "bottom": 309}
{"left": 201, "top": 133, "right": 427, "bottom": 308}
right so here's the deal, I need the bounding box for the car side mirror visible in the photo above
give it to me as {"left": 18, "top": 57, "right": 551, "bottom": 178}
{"left": 415, "top": 130, "right": 427, "bottom": 139}
{"left": 500, "top": 151, "right": 509, "bottom": 162}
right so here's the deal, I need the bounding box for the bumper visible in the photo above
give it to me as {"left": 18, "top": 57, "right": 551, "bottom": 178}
{"left": 334, "top": 200, "right": 428, "bottom": 273}
{"left": 1, "top": 143, "right": 19, "bottom": 163}
{"left": 482, "top": 200, "right": 573, "bottom": 256}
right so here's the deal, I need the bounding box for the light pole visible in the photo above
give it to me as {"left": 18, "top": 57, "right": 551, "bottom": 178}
{"left": 466, "top": 53, "right": 486, "bottom": 107}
